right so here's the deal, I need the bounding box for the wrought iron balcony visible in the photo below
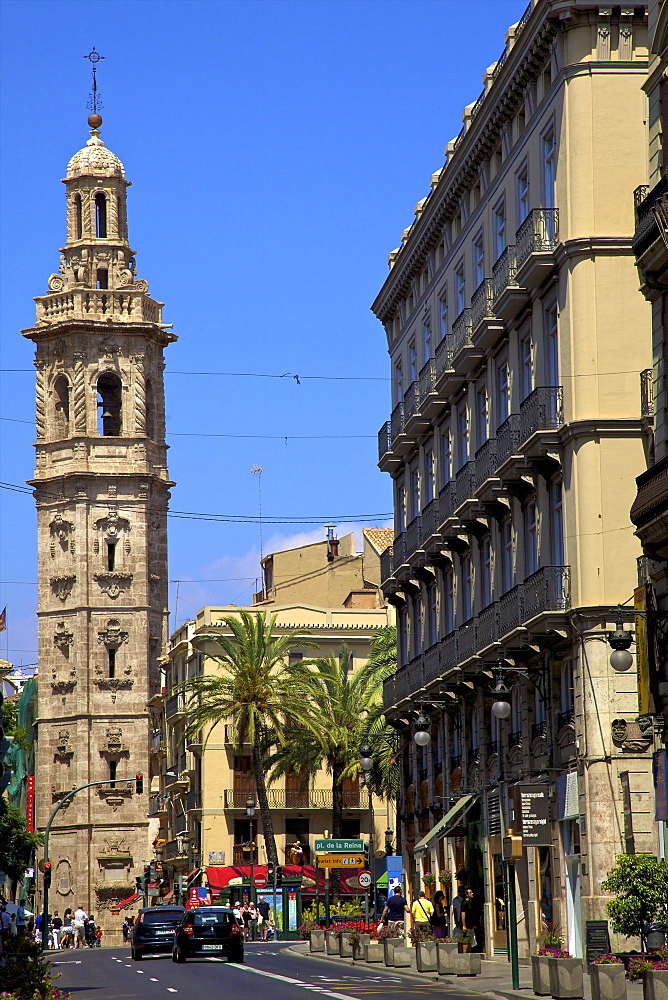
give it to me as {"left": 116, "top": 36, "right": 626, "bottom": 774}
{"left": 165, "top": 691, "right": 186, "bottom": 720}
{"left": 498, "top": 585, "right": 523, "bottom": 637}
{"left": 151, "top": 731, "right": 166, "bottom": 754}
{"left": 390, "top": 402, "right": 404, "bottom": 444}
{"left": 641, "top": 369, "right": 655, "bottom": 418}
{"left": 488, "top": 741, "right": 498, "bottom": 757}
{"left": 633, "top": 175, "right": 668, "bottom": 258}
{"left": 521, "top": 566, "right": 570, "bottom": 620}
{"left": 149, "top": 794, "right": 167, "bottom": 816}
{"left": 186, "top": 789, "right": 202, "bottom": 811}
{"left": 380, "top": 545, "right": 393, "bottom": 586}
{"left": 508, "top": 730, "right": 523, "bottom": 749}
{"left": 424, "top": 642, "right": 442, "bottom": 685}
{"left": 383, "top": 673, "right": 396, "bottom": 710}
{"left": 435, "top": 334, "right": 454, "bottom": 380}
{"left": 419, "top": 359, "right": 437, "bottom": 407}
{"left": 492, "top": 245, "right": 518, "bottom": 300}
{"left": 393, "top": 532, "right": 406, "bottom": 571}
{"left": 438, "top": 481, "right": 456, "bottom": 522}
{"left": 451, "top": 308, "right": 473, "bottom": 359}
{"left": 418, "top": 767, "right": 429, "bottom": 784}
{"left": 477, "top": 602, "right": 498, "bottom": 650}
{"left": 441, "top": 630, "right": 457, "bottom": 673}
{"left": 471, "top": 278, "right": 495, "bottom": 328}
{"left": 531, "top": 721, "right": 548, "bottom": 741}
{"left": 496, "top": 413, "right": 521, "bottom": 467}
{"left": 474, "top": 438, "right": 497, "bottom": 491}
{"left": 422, "top": 497, "right": 441, "bottom": 542}
{"left": 378, "top": 421, "right": 392, "bottom": 462}
{"left": 458, "top": 616, "right": 478, "bottom": 663}
{"left": 520, "top": 386, "right": 563, "bottom": 440}
{"left": 516, "top": 208, "right": 559, "bottom": 275}
{"left": 455, "top": 462, "right": 475, "bottom": 509}
{"left": 406, "top": 515, "right": 423, "bottom": 560}
{"left": 557, "top": 707, "right": 575, "bottom": 730}
{"left": 404, "top": 381, "right": 418, "bottom": 422}
{"left": 449, "top": 755, "right": 462, "bottom": 773}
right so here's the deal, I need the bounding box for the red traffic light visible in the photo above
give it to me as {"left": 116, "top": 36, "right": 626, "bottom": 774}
{"left": 135, "top": 773, "right": 144, "bottom": 794}
{"left": 43, "top": 862, "right": 52, "bottom": 887}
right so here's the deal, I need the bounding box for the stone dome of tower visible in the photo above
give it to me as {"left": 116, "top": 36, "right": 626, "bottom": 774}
{"left": 66, "top": 128, "right": 125, "bottom": 180}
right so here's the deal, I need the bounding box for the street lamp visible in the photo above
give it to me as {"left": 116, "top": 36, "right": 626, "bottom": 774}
{"left": 607, "top": 613, "right": 634, "bottom": 672}
{"left": 246, "top": 797, "right": 256, "bottom": 916}
{"left": 491, "top": 671, "right": 512, "bottom": 719}
{"left": 413, "top": 713, "right": 431, "bottom": 746}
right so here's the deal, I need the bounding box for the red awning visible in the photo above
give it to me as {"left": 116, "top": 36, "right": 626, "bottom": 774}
{"left": 111, "top": 892, "right": 140, "bottom": 914}
{"left": 205, "top": 864, "right": 364, "bottom": 894}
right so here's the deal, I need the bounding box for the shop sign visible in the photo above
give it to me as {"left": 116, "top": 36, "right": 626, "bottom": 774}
{"left": 585, "top": 920, "right": 611, "bottom": 964}
{"left": 519, "top": 783, "right": 551, "bottom": 846}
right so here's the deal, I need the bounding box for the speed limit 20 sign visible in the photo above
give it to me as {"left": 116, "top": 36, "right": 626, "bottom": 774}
{"left": 357, "top": 870, "right": 372, "bottom": 889}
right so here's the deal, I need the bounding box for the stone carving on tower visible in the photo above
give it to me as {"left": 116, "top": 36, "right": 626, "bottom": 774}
{"left": 22, "top": 96, "right": 175, "bottom": 937}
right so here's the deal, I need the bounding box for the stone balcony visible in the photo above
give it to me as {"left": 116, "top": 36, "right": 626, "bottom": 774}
{"left": 34, "top": 287, "right": 164, "bottom": 327}
{"left": 165, "top": 691, "right": 186, "bottom": 720}
{"left": 222, "top": 788, "right": 364, "bottom": 810}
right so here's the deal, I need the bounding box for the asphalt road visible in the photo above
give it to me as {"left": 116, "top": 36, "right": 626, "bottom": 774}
{"left": 49, "top": 941, "right": 484, "bottom": 999}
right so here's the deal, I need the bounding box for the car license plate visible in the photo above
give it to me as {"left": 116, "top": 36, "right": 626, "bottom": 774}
{"left": 156, "top": 930, "right": 172, "bottom": 934}
{"left": 202, "top": 944, "right": 223, "bottom": 951}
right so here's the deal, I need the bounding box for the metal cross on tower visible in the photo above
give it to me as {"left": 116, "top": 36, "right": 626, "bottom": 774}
{"left": 83, "top": 47, "right": 105, "bottom": 114}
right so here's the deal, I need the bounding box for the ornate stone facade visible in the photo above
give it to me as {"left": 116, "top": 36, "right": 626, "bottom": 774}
{"left": 22, "top": 116, "right": 175, "bottom": 939}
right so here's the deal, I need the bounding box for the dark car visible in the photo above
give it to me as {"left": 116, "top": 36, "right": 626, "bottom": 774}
{"left": 172, "top": 907, "right": 244, "bottom": 963}
{"left": 131, "top": 906, "right": 185, "bottom": 960}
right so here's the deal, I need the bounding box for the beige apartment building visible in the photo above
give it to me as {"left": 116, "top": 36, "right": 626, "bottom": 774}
{"left": 374, "top": 0, "right": 657, "bottom": 960}
{"left": 150, "top": 530, "right": 393, "bottom": 895}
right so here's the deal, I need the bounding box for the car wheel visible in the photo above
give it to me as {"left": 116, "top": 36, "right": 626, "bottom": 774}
{"left": 228, "top": 952, "right": 244, "bottom": 964}
{"left": 175, "top": 947, "right": 186, "bottom": 964}
{"left": 171, "top": 950, "right": 177, "bottom": 963}
{"left": 132, "top": 947, "right": 142, "bottom": 961}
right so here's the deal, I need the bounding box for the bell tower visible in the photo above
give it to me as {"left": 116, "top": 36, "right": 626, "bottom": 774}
{"left": 22, "top": 100, "right": 175, "bottom": 933}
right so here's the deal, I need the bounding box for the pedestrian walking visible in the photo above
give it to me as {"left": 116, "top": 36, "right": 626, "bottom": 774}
{"left": 410, "top": 891, "right": 434, "bottom": 931}
{"left": 15, "top": 899, "right": 27, "bottom": 937}
{"left": 452, "top": 885, "right": 466, "bottom": 939}
{"left": 257, "top": 896, "right": 270, "bottom": 940}
{"left": 0, "top": 904, "right": 11, "bottom": 947}
{"left": 380, "top": 885, "right": 409, "bottom": 930}
{"left": 122, "top": 917, "right": 130, "bottom": 943}
{"left": 73, "top": 905, "right": 88, "bottom": 948}
{"left": 431, "top": 890, "right": 448, "bottom": 939}
{"left": 51, "top": 911, "right": 62, "bottom": 949}
{"left": 85, "top": 914, "right": 97, "bottom": 948}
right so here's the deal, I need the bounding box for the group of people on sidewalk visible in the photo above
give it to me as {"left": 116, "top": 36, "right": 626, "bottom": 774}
{"left": 48, "top": 906, "right": 102, "bottom": 949}
{"left": 380, "top": 884, "right": 479, "bottom": 948}
{"left": 230, "top": 897, "right": 276, "bottom": 940}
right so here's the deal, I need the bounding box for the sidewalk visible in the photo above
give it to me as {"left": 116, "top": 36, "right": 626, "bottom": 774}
{"left": 288, "top": 942, "right": 645, "bottom": 1000}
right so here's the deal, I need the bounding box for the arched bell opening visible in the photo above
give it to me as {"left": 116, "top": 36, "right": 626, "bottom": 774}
{"left": 95, "top": 192, "right": 107, "bottom": 239}
{"left": 53, "top": 375, "right": 71, "bottom": 439}
{"left": 97, "top": 372, "right": 122, "bottom": 436}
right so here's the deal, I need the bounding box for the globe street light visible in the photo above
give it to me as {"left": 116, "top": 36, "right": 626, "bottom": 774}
{"left": 607, "top": 613, "right": 634, "bottom": 672}
{"left": 491, "top": 672, "right": 511, "bottom": 719}
{"left": 413, "top": 713, "right": 431, "bottom": 746}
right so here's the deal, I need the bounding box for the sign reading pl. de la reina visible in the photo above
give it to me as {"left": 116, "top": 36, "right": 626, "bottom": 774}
{"left": 315, "top": 839, "right": 365, "bottom": 853}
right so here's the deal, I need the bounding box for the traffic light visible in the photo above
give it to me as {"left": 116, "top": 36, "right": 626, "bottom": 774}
{"left": 43, "top": 862, "right": 52, "bottom": 889}
{"left": 0, "top": 690, "right": 14, "bottom": 795}
{"left": 364, "top": 842, "right": 371, "bottom": 868}
{"left": 135, "top": 773, "right": 144, "bottom": 794}
{"left": 144, "top": 864, "right": 151, "bottom": 889}
{"left": 149, "top": 862, "right": 156, "bottom": 883}
{"left": 135, "top": 876, "right": 143, "bottom": 892}
{"left": 275, "top": 865, "right": 283, "bottom": 887}
{"left": 266, "top": 862, "right": 275, "bottom": 884}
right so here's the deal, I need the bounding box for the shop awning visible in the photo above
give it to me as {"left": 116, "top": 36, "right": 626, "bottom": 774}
{"left": 111, "top": 892, "right": 140, "bottom": 914}
{"left": 413, "top": 793, "right": 477, "bottom": 858}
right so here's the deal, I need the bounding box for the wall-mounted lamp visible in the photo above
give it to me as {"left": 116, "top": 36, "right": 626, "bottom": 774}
{"left": 414, "top": 713, "right": 431, "bottom": 746}
{"left": 607, "top": 611, "right": 634, "bottom": 672}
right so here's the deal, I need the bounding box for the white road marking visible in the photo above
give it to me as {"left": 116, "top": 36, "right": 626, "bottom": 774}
{"left": 167, "top": 990, "right": 178, "bottom": 994}
{"left": 137, "top": 970, "right": 144, "bottom": 973}
{"left": 233, "top": 963, "right": 362, "bottom": 1000}
{"left": 52, "top": 961, "right": 82, "bottom": 966}
{"left": 150, "top": 978, "right": 159, "bottom": 981}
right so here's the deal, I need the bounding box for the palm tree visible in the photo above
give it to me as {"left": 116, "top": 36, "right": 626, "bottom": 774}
{"left": 175, "top": 609, "right": 314, "bottom": 867}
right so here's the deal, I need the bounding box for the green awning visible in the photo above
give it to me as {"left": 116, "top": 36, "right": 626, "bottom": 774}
{"left": 413, "top": 793, "right": 477, "bottom": 858}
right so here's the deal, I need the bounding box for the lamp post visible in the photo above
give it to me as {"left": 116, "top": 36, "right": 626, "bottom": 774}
{"left": 246, "top": 797, "right": 256, "bottom": 924}
{"left": 359, "top": 731, "right": 402, "bottom": 919}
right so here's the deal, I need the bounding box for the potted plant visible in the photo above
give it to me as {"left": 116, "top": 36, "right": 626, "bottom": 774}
{"left": 306, "top": 923, "right": 325, "bottom": 952}
{"left": 326, "top": 926, "right": 341, "bottom": 955}
{"left": 602, "top": 855, "right": 668, "bottom": 953}
{"left": 439, "top": 869, "right": 452, "bottom": 884}
{"left": 547, "top": 949, "right": 584, "bottom": 999}
{"left": 347, "top": 927, "right": 371, "bottom": 961}
{"left": 589, "top": 955, "right": 626, "bottom": 1000}
{"left": 423, "top": 872, "right": 437, "bottom": 887}
{"left": 532, "top": 928, "right": 565, "bottom": 996}
{"left": 437, "top": 937, "right": 462, "bottom": 975}
{"left": 409, "top": 925, "right": 438, "bottom": 972}
{"left": 628, "top": 954, "right": 668, "bottom": 1000}
{"left": 377, "top": 924, "right": 403, "bottom": 966}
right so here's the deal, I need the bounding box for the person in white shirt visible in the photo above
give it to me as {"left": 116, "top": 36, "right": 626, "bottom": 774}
{"left": 73, "top": 906, "right": 88, "bottom": 948}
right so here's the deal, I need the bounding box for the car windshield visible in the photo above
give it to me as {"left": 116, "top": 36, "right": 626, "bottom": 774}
{"left": 142, "top": 910, "right": 184, "bottom": 924}
{"left": 192, "top": 910, "right": 233, "bottom": 925}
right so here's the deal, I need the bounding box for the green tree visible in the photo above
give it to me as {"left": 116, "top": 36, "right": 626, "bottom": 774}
{"left": 0, "top": 798, "right": 42, "bottom": 882}
{"left": 601, "top": 853, "right": 668, "bottom": 947}
{"left": 176, "top": 609, "right": 314, "bottom": 867}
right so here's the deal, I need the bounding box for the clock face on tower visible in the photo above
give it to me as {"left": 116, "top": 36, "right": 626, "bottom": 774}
{"left": 22, "top": 115, "right": 177, "bottom": 928}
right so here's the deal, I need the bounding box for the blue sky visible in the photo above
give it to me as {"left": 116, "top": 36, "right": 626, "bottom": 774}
{"left": 0, "top": 0, "right": 524, "bottom": 663}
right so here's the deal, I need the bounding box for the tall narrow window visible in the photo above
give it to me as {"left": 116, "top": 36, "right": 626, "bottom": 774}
{"left": 516, "top": 165, "right": 529, "bottom": 225}
{"left": 493, "top": 199, "right": 506, "bottom": 262}
{"left": 53, "top": 375, "right": 71, "bottom": 438}
{"left": 396, "top": 484, "right": 406, "bottom": 534}
{"left": 96, "top": 268, "right": 108, "bottom": 289}
{"left": 408, "top": 339, "right": 417, "bottom": 383}
{"left": 394, "top": 360, "right": 404, "bottom": 404}
{"left": 109, "top": 759, "right": 117, "bottom": 789}
{"left": 439, "top": 293, "right": 448, "bottom": 342}
{"left": 550, "top": 478, "right": 564, "bottom": 565}
{"left": 480, "top": 535, "right": 492, "bottom": 608}
{"left": 440, "top": 428, "right": 451, "bottom": 487}
{"left": 500, "top": 517, "right": 514, "bottom": 593}
{"left": 97, "top": 372, "right": 122, "bottom": 436}
{"left": 542, "top": 128, "right": 556, "bottom": 207}
{"left": 74, "top": 193, "right": 82, "bottom": 240}
{"left": 525, "top": 498, "right": 538, "bottom": 577}
{"left": 461, "top": 552, "right": 472, "bottom": 621}
{"left": 476, "top": 383, "right": 488, "bottom": 449}
{"left": 473, "top": 232, "right": 485, "bottom": 287}
{"left": 455, "top": 264, "right": 465, "bottom": 315}
{"left": 422, "top": 315, "right": 432, "bottom": 362}
{"left": 412, "top": 595, "right": 423, "bottom": 656}
{"left": 409, "top": 460, "right": 420, "bottom": 521}
{"left": 424, "top": 448, "right": 435, "bottom": 504}
{"left": 106, "top": 541, "right": 116, "bottom": 571}
{"left": 472, "top": 705, "right": 481, "bottom": 754}
{"left": 496, "top": 360, "right": 510, "bottom": 427}
{"left": 108, "top": 648, "right": 116, "bottom": 679}
{"left": 457, "top": 404, "right": 468, "bottom": 468}
{"left": 427, "top": 580, "right": 438, "bottom": 647}
{"left": 544, "top": 304, "right": 559, "bottom": 387}
{"left": 444, "top": 565, "right": 455, "bottom": 633}
{"left": 519, "top": 331, "right": 533, "bottom": 401}
{"left": 560, "top": 657, "right": 574, "bottom": 713}
{"left": 398, "top": 606, "right": 408, "bottom": 667}
{"left": 95, "top": 192, "right": 107, "bottom": 239}
{"left": 145, "top": 379, "right": 156, "bottom": 440}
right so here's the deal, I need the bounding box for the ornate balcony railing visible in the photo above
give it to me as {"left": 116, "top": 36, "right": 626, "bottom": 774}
{"left": 166, "top": 691, "right": 185, "bottom": 719}
{"left": 393, "top": 532, "right": 406, "bottom": 569}
{"left": 477, "top": 602, "right": 498, "bottom": 649}
{"left": 531, "top": 721, "right": 548, "bottom": 740}
{"left": 404, "top": 381, "right": 418, "bottom": 422}
{"left": 521, "top": 565, "right": 570, "bottom": 620}
{"left": 418, "top": 767, "right": 429, "bottom": 784}
{"left": 470, "top": 278, "right": 495, "bottom": 330}
{"left": 641, "top": 368, "right": 655, "bottom": 418}
{"left": 378, "top": 421, "right": 392, "bottom": 461}
{"left": 516, "top": 208, "right": 559, "bottom": 268}
{"left": 35, "top": 287, "right": 163, "bottom": 325}
{"left": 498, "top": 585, "right": 523, "bottom": 636}
{"left": 491, "top": 245, "right": 518, "bottom": 301}
{"left": 496, "top": 414, "right": 521, "bottom": 466}
{"left": 438, "top": 481, "right": 456, "bottom": 521}
{"left": 557, "top": 707, "right": 575, "bottom": 730}
{"left": 474, "top": 438, "right": 497, "bottom": 490}
{"left": 406, "top": 515, "right": 422, "bottom": 558}
{"left": 233, "top": 845, "right": 257, "bottom": 865}
{"left": 451, "top": 308, "right": 473, "bottom": 358}
{"left": 435, "top": 334, "right": 454, "bottom": 379}
{"left": 419, "top": 359, "right": 436, "bottom": 405}
{"left": 149, "top": 794, "right": 166, "bottom": 816}
{"left": 455, "top": 462, "right": 475, "bottom": 508}
{"left": 458, "top": 616, "right": 477, "bottom": 662}
{"left": 422, "top": 497, "right": 441, "bottom": 540}
{"left": 508, "top": 730, "right": 523, "bottom": 749}
{"left": 390, "top": 402, "right": 404, "bottom": 443}
{"left": 441, "top": 630, "right": 457, "bottom": 673}
{"left": 380, "top": 545, "right": 393, "bottom": 584}
{"left": 633, "top": 175, "right": 668, "bottom": 256}
{"left": 186, "top": 789, "right": 202, "bottom": 811}
{"left": 520, "top": 385, "right": 563, "bottom": 439}
{"left": 383, "top": 673, "right": 396, "bottom": 710}
{"left": 224, "top": 788, "right": 362, "bottom": 810}
{"left": 424, "top": 642, "right": 442, "bottom": 684}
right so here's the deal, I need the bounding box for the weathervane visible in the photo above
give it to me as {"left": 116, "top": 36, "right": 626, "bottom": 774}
{"left": 83, "top": 47, "right": 105, "bottom": 117}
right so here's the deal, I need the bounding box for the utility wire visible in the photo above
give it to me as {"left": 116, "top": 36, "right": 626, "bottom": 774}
{"left": 0, "top": 416, "right": 375, "bottom": 440}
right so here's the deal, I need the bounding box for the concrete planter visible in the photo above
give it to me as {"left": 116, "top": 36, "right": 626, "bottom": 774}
{"left": 352, "top": 934, "right": 371, "bottom": 961}
{"left": 339, "top": 933, "right": 354, "bottom": 958}
{"left": 532, "top": 955, "right": 552, "bottom": 995}
{"left": 416, "top": 940, "right": 438, "bottom": 972}
{"left": 451, "top": 951, "right": 481, "bottom": 976}
{"left": 365, "top": 941, "right": 383, "bottom": 962}
{"left": 644, "top": 970, "right": 668, "bottom": 1000}
{"left": 383, "top": 937, "right": 402, "bottom": 966}
{"left": 309, "top": 929, "right": 325, "bottom": 953}
{"left": 548, "top": 957, "right": 584, "bottom": 999}
{"left": 437, "top": 941, "right": 460, "bottom": 975}
{"left": 326, "top": 930, "right": 340, "bottom": 955}
{"left": 392, "top": 945, "right": 413, "bottom": 968}
{"left": 590, "top": 963, "right": 626, "bottom": 1000}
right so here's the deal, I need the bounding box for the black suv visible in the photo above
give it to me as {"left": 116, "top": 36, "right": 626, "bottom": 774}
{"left": 172, "top": 907, "right": 244, "bottom": 963}
{"left": 131, "top": 906, "right": 185, "bottom": 960}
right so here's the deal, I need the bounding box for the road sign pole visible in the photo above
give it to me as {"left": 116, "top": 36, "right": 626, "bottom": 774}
{"left": 364, "top": 891, "right": 369, "bottom": 925}
{"left": 315, "top": 855, "right": 320, "bottom": 925}
{"left": 324, "top": 868, "right": 330, "bottom": 929}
